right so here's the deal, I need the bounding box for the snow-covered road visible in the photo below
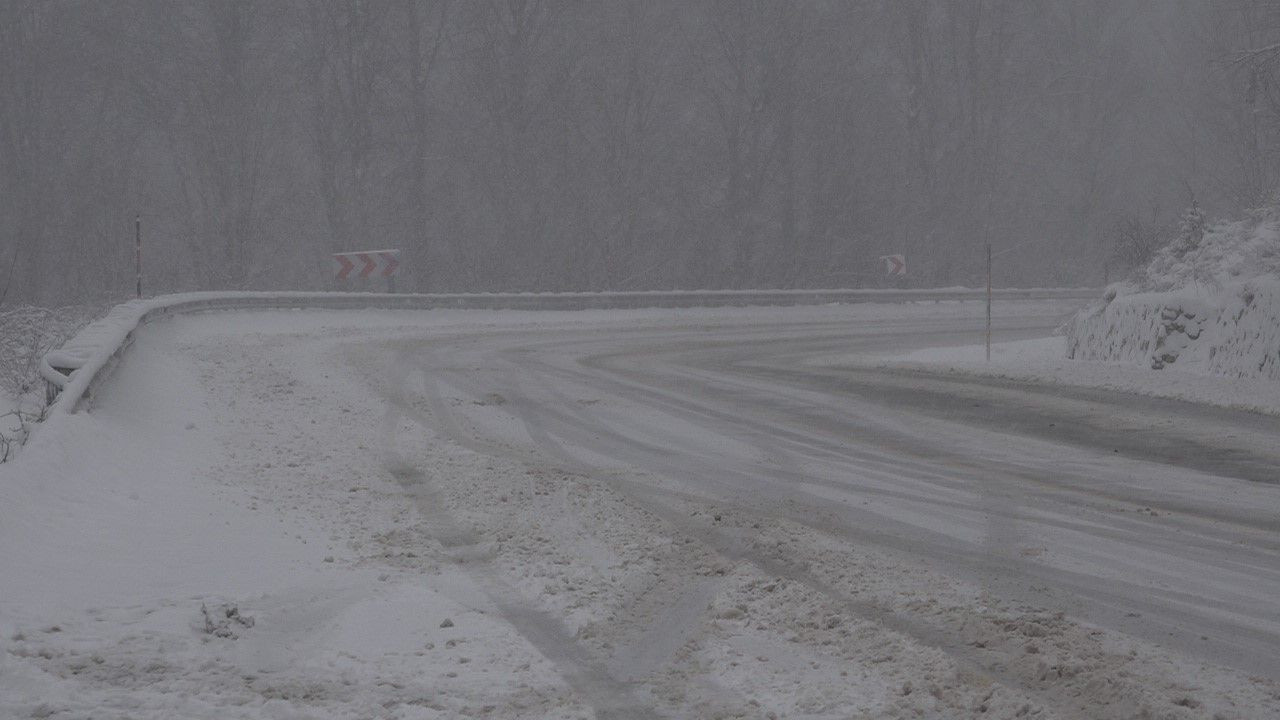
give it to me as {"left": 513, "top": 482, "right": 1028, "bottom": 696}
{"left": 3, "top": 299, "right": 1277, "bottom": 719}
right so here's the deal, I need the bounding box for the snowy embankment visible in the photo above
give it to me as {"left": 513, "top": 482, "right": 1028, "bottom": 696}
{"left": 862, "top": 207, "right": 1280, "bottom": 411}
{"left": 1065, "top": 279, "right": 1280, "bottom": 378}
{"left": 857, "top": 335, "right": 1280, "bottom": 415}
{"left": 1065, "top": 207, "right": 1280, "bottom": 380}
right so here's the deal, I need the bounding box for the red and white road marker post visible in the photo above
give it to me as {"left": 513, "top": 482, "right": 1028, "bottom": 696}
{"left": 333, "top": 249, "right": 401, "bottom": 292}
{"left": 986, "top": 243, "right": 992, "bottom": 363}
{"left": 135, "top": 214, "right": 142, "bottom": 299}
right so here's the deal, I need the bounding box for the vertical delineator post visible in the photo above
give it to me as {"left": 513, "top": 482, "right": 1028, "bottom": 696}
{"left": 135, "top": 214, "right": 142, "bottom": 299}
{"left": 985, "top": 242, "right": 992, "bottom": 363}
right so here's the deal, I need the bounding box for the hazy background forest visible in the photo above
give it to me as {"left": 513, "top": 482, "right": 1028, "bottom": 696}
{"left": 4, "top": 0, "right": 1280, "bottom": 303}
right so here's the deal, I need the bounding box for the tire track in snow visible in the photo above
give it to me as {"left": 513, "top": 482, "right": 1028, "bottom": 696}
{"left": 375, "top": 355, "right": 666, "bottom": 720}
{"left": 389, "top": 345, "right": 1077, "bottom": 717}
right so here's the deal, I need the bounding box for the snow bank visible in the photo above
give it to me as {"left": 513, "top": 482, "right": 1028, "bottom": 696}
{"left": 1066, "top": 207, "right": 1280, "bottom": 379}
{"left": 853, "top": 335, "right": 1280, "bottom": 415}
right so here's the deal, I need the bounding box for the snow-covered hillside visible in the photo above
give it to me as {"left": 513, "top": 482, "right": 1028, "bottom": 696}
{"left": 1066, "top": 206, "right": 1280, "bottom": 379}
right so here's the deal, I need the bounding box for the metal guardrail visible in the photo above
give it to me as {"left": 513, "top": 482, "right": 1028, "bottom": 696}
{"left": 40, "top": 288, "right": 1098, "bottom": 414}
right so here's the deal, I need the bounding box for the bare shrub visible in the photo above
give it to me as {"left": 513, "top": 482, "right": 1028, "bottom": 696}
{"left": 1108, "top": 215, "right": 1168, "bottom": 272}
{"left": 0, "top": 304, "right": 101, "bottom": 461}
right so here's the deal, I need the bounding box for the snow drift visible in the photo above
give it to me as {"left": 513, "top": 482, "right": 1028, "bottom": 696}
{"left": 1066, "top": 207, "right": 1280, "bottom": 379}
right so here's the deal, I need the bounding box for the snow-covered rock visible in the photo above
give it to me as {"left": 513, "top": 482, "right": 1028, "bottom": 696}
{"left": 1066, "top": 207, "right": 1280, "bottom": 379}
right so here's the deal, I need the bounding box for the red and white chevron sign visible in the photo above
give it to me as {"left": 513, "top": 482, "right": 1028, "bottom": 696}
{"left": 879, "top": 254, "right": 906, "bottom": 276}
{"left": 333, "top": 250, "right": 401, "bottom": 280}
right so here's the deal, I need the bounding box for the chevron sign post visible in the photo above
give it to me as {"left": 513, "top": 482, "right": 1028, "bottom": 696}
{"left": 879, "top": 254, "right": 906, "bottom": 276}
{"left": 333, "top": 249, "right": 401, "bottom": 292}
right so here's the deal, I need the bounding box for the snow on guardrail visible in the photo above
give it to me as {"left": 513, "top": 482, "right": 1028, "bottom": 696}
{"left": 41, "top": 287, "right": 1097, "bottom": 415}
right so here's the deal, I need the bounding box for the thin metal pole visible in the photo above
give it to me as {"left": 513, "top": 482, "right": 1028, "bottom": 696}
{"left": 135, "top": 214, "right": 142, "bottom": 299}
{"left": 985, "top": 242, "right": 992, "bottom": 362}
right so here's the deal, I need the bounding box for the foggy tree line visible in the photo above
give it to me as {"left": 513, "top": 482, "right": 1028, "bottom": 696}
{"left": 4, "top": 0, "right": 1280, "bottom": 303}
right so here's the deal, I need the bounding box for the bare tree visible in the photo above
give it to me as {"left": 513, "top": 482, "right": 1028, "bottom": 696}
{"left": 151, "top": 0, "right": 283, "bottom": 289}
{"left": 399, "top": 0, "right": 452, "bottom": 290}
{"left": 303, "top": 1, "right": 395, "bottom": 267}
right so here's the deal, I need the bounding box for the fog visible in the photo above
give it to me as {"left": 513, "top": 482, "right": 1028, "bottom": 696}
{"left": 3, "top": 0, "right": 1279, "bottom": 303}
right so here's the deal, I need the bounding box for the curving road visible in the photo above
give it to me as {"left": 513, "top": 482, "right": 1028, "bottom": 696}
{"left": 16, "top": 298, "right": 1280, "bottom": 719}
{"left": 368, "top": 300, "right": 1280, "bottom": 694}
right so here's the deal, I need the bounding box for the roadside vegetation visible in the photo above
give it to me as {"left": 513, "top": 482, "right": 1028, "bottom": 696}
{"left": 0, "top": 305, "right": 99, "bottom": 461}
